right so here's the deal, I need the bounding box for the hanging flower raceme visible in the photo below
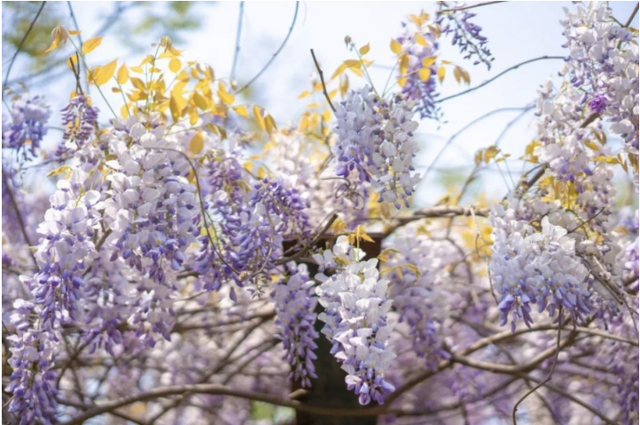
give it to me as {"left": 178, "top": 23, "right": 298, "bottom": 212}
{"left": 395, "top": 17, "right": 442, "bottom": 120}
{"left": 103, "top": 119, "right": 200, "bottom": 341}
{"left": 6, "top": 300, "right": 58, "bottom": 425}
{"left": 384, "top": 224, "right": 460, "bottom": 370}
{"left": 315, "top": 236, "right": 396, "bottom": 405}
{"left": 436, "top": 1, "right": 494, "bottom": 69}
{"left": 56, "top": 95, "right": 99, "bottom": 159}
{"left": 272, "top": 262, "right": 319, "bottom": 388}
{"left": 2, "top": 94, "right": 50, "bottom": 161}
{"left": 489, "top": 199, "right": 595, "bottom": 331}
{"left": 196, "top": 145, "right": 312, "bottom": 299}
{"left": 560, "top": 2, "right": 639, "bottom": 157}
{"left": 333, "top": 86, "right": 421, "bottom": 210}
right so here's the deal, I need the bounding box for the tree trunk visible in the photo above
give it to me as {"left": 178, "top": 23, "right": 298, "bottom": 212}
{"left": 284, "top": 236, "right": 382, "bottom": 425}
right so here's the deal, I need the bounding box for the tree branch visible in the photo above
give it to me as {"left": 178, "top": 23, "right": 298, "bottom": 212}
{"left": 236, "top": 2, "right": 299, "bottom": 94}
{"left": 3, "top": 1, "right": 47, "bottom": 90}
{"left": 436, "top": 56, "right": 565, "bottom": 104}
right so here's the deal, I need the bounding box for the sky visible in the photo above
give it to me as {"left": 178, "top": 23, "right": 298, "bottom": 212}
{"left": 3, "top": 1, "right": 639, "bottom": 207}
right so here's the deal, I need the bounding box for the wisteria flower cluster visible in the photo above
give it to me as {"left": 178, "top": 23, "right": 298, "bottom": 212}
{"left": 383, "top": 223, "right": 462, "bottom": 370}
{"left": 271, "top": 262, "right": 319, "bottom": 388}
{"left": 436, "top": 1, "right": 495, "bottom": 69}
{"left": 490, "top": 202, "right": 592, "bottom": 331}
{"left": 394, "top": 18, "right": 442, "bottom": 120}
{"left": 333, "top": 86, "right": 421, "bottom": 210}
{"left": 315, "top": 236, "right": 396, "bottom": 405}
{"left": 56, "top": 95, "right": 99, "bottom": 159}
{"left": 1, "top": 2, "right": 638, "bottom": 423}
{"left": 2, "top": 93, "right": 50, "bottom": 161}
{"left": 560, "top": 2, "right": 639, "bottom": 157}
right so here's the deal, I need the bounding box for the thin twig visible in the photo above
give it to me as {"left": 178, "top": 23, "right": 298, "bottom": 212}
{"left": 436, "top": 56, "right": 565, "bottom": 104}
{"left": 437, "top": 1, "right": 506, "bottom": 14}
{"left": 310, "top": 48, "right": 337, "bottom": 113}
{"left": 512, "top": 311, "right": 563, "bottom": 424}
{"left": 3, "top": 1, "right": 47, "bottom": 90}
{"left": 67, "top": 1, "right": 88, "bottom": 95}
{"left": 624, "top": 3, "right": 639, "bottom": 27}
{"left": 236, "top": 2, "right": 299, "bottom": 94}
{"left": 230, "top": 1, "right": 245, "bottom": 82}
{"left": 2, "top": 171, "right": 37, "bottom": 266}
{"left": 423, "top": 106, "right": 530, "bottom": 182}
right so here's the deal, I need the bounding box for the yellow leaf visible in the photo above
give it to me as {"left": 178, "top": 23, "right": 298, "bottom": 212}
{"left": 454, "top": 66, "right": 462, "bottom": 84}
{"left": 117, "top": 63, "right": 129, "bottom": 85}
{"left": 418, "top": 68, "right": 431, "bottom": 82}
{"left": 82, "top": 37, "right": 103, "bottom": 55}
{"left": 257, "top": 166, "right": 266, "bottom": 179}
{"left": 169, "top": 92, "right": 186, "bottom": 121}
{"left": 130, "top": 77, "right": 146, "bottom": 91}
{"left": 461, "top": 68, "right": 470, "bottom": 85}
{"left": 353, "top": 225, "right": 374, "bottom": 243}
{"left": 398, "top": 76, "right": 407, "bottom": 87}
{"left": 422, "top": 57, "right": 436, "bottom": 68}
{"left": 68, "top": 29, "right": 81, "bottom": 36}
{"left": 120, "top": 104, "right": 130, "bottom": 118}
{"left": 253, "top": 105, "right": 266, "bottom": 130}
{"left": 233, "top": 105, "right": 249, "bottom": 118}
{"left": 330, "top": 218, "right": 348, "bottom": 235}
{"left": 45, "top": 38, "right": 60, "bottom": 53}
{"left": 359, "top": 43, "right": 370, "bottom": 55}
{"left": 437, "top": 66, "right": 446, "bottom": 83}
{"left": 415, "top": 35, "right": 428, "bottom": 47}
{"left": 349, "top": 67, "right": 363, "bottom": 77}
{"left": 377, "top": 247, "right": 400, "bottom": 263}
{"left": 298, "top": 90, "right": 311, "bottom": 99}
{"left": 390, "top": 38, "right": 402, "bottom": 55}
{"left": 265, "top": 115, "right": 277, "bottom": 134}
{"left": 91, "top": 59, "right": 117, "bottom": 86}
{"left": 193, "top": 92, "right": 209, "bottom": 110}
{"left": 218, "top": 83, "right": 235, "bottom": 104}
{"left": 189, "top": 131, "right": 205, "bottom": 155}
{"left": 169, "top": 58, "right": 181, "bottom": 73}
{"left": 47, "top": 165, "right": 72, "bottom": 177}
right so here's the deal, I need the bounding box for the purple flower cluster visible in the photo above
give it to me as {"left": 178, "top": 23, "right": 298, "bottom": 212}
{"left": 560, "top": 2, "right": 639, "bottom": 158}
{"left": 6, "top": 300, "right": 58, "bottom": 425}
{"left": 490, "top": 200, "right": 593, "bottom": 331}
{"left": 271, "top": 262, "right": 319, "bottom": 387}
{"left": 395, "top": 20, "right": 442, "bottom": 120}
{"left": 436, "top": 2, "right": 494, "bottom": 69}
{"left": 56, "top": 95, "right": 99, "bottom": 158}
{"left": 333, "top": 86, "right": 421, "bottom": 209}
{"left": 2, "top": 94, "right": 50, "bottom": 161}
{"left": 104, "top": 127, "right": 200, "bottom": 341}
{"left": 31, "top": 167, "right": 104, "bottom": 328}
{"left": 197, "top": 152, "right": 311, "bottom": 298}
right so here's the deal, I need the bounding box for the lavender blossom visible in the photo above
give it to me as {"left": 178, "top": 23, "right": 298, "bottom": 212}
{"left": 272, "top": 262, "right": 319, "bottom": 387}
{"left": 3, "top": 94, "right": 50, "bottom": 161}
{"left": 436, "top": 2, "right": 495, "bottom": 69}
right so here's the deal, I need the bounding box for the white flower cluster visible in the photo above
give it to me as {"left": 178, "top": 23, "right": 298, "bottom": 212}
{"left": 103, "top": 117, "right": 199, "bottom": 342}
{"left": 490, "top": 199, "right": 594, "bottom": 331}
{"left": 268, "top": 130, "right": 367, "bottom": 227}
{"left": 32, "top": 167, "right": 105, "bottom": 327}
{"left": 314, "top": 236, "right": 396, "bottom": 405}
{"left": 560, "top": 2, "right": 639, "bottom": 159}
{"left": 333, "top": 86, "right": 421, "bottom": 209}
{"left": 384, "top": 223, "right": 461, "bottom": 369}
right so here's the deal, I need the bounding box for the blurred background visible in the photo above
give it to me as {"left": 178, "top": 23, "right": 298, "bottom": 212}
{"left": 2, "top": 1, "right": 638, "bottom": 209}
